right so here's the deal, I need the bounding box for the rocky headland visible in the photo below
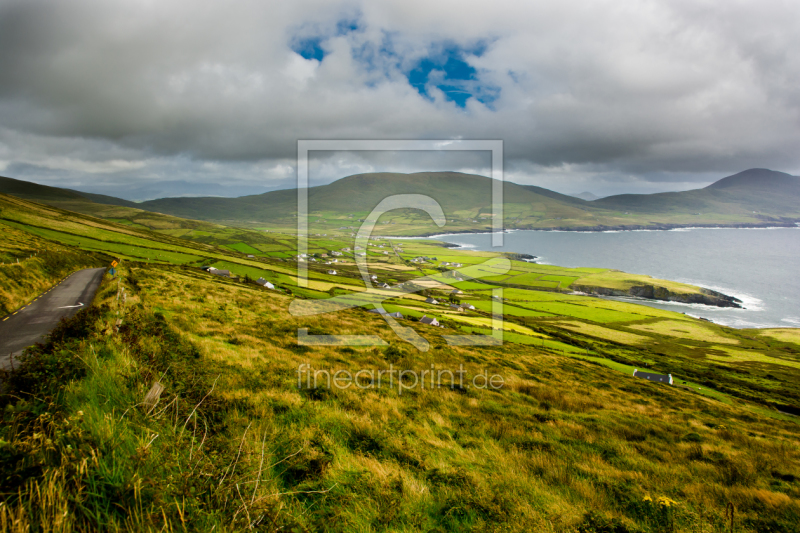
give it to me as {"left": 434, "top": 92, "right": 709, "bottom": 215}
{"left": 571, "top": 284, "right": 743, "bottom": 308}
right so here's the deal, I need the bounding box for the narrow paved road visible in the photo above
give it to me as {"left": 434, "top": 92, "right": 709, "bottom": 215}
{"left": 0, "top": 267, "right": 106, "bottom": 370}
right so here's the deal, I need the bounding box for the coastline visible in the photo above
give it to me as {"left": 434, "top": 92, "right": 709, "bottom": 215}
{"left": 389, "top": 226, "right": 800, "bottom": 318}
{"left": 384, "top": 220, "right": 800, "bottom": 239}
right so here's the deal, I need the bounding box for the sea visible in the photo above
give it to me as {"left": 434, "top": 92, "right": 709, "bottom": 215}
{"left": 424, "top": 227, "right": 800, "bottom": 329}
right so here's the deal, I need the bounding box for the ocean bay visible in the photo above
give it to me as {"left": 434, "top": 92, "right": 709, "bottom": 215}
{"left": 430, "top": 227, "right": 800, "bottom": 329}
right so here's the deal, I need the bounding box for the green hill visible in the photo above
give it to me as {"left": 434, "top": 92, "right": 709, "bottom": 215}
{"left": 0, "top": 175, "right": 297, "bottom": 250}
{"left": 138, "top": 171, "right": 599, "bottom": 231}
{"left": 3, "top": 169, "right": 800, "bottom": 235}
{"left": 138, "top": 169, "right": 800, "bottom": 232}
{"left": 593, "top": 168, "right": 800, "bottom": 217}
{"left": 0, "top": 175, "right": 138, "bottom": 208}
{"left": 706, "top": 168, "right": 800, "bottom": 192}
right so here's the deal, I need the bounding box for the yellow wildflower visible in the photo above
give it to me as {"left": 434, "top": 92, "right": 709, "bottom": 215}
{"left": 657, "top": 496, "right": 678, "bottom": 508}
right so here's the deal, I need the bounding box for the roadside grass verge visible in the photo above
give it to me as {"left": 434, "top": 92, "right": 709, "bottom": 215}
{"left": 0, "top": 222, "right": 107, "bottom": 315}
{"left": 0, "top": 267, "right": 311, "bottom": 531}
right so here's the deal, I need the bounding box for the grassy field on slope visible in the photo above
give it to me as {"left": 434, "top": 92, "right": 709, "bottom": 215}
{"left": 3, "top": 192, "right": 799, "bottom": 411}
{"left": 1, "top": 260, "right": 798, "bottom": 532}
{"left": 0, "top": 193, "right": 799, "bottom": 530}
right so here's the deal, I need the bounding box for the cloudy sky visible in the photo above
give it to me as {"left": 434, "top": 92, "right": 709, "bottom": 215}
{"left": 1, "top": 0, "right": 798, "bottom": 200}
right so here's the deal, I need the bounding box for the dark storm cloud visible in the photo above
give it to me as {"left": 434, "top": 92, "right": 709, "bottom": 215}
{"left": 0, "top": 0, "right": 798, "bottom": 198}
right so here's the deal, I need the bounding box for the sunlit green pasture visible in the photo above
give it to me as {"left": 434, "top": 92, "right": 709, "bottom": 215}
{"left": 224, "top": 242, "right": 264, "bottom": 255}
{"left": 514, "top": 301, "right": 645, "bottom": 323}
{"left": 465, "top": 300, "right": 554, "bottom": 317}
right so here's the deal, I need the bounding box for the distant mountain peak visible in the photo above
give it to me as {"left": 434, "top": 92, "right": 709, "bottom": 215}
{"left": 572, "top": 191, "right": 600, "bottom": 201}
{"left": 706, "top": 168, "right": 799, "bottom": 190}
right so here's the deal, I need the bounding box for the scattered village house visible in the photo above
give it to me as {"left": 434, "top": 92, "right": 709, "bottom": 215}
{"left": 632, "top": 369, "right": 673, "bottom": 385}
{"left": 327, "top": 269, "right": 337, "bottom": 275}
{"left": 367, "top": 309, "right": 404, "bottom": 319}
{"left": 425, "top": 297, "right": 439, "bottom": 305}
{"left": 419, "top": 315, "right": 440, "bottom": 327}
{"left": 255, "top": 277, "right": 275, "bottom": 289}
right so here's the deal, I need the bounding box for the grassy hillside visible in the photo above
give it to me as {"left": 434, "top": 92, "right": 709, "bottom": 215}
{"left": 593, "top": 169, "right": 800, "bottom": 218}
{"left": 0, "top": 193, "right": 799, "bottom": 530}
{"left": 0, "top": 224, "right": 107, "bottom": 315}
{"left": 1, "top": 191, "right": 798, "bottom": 411}
{"left": 137, "top": 171, "right": 603, "bottom": 233}
{"left": 0, "top": 260, "right": 798, "bottom": 531}
{"left": 0, "top": 175, "right": 138, "bottom": 208}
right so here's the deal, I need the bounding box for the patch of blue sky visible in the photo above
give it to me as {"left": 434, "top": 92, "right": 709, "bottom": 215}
{"left": 405, "top": 41, "right": 500, "bottom": 108}
{"left": 336, "top": 17, "right": 360, "bottom": 35}
{"left": 290, "top": 28, "right": 500, "bottom": 108}
{"left": 293, "top": 36, "right": 326, "bottom": 61}
{"left": 291, "top": 15, "right": 363, "bottom": 62}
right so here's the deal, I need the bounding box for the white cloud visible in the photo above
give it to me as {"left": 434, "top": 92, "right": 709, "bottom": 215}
{"left": 37, "top": 158, "right": 148, "bottom": 174}
{"left": 0, "top": 0, "right": 798, "bottom": 198}
{"left": 282, "top": 54, "right": 319, "bottom": 88}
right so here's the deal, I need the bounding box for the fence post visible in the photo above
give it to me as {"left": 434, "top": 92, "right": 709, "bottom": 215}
{"left": 726, "top": 502, "right": 735, "bottom": 533}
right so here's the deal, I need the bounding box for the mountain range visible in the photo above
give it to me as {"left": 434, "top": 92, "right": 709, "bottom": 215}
{"left": 2, "top": 168, "right": 799, "bottom": 235}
